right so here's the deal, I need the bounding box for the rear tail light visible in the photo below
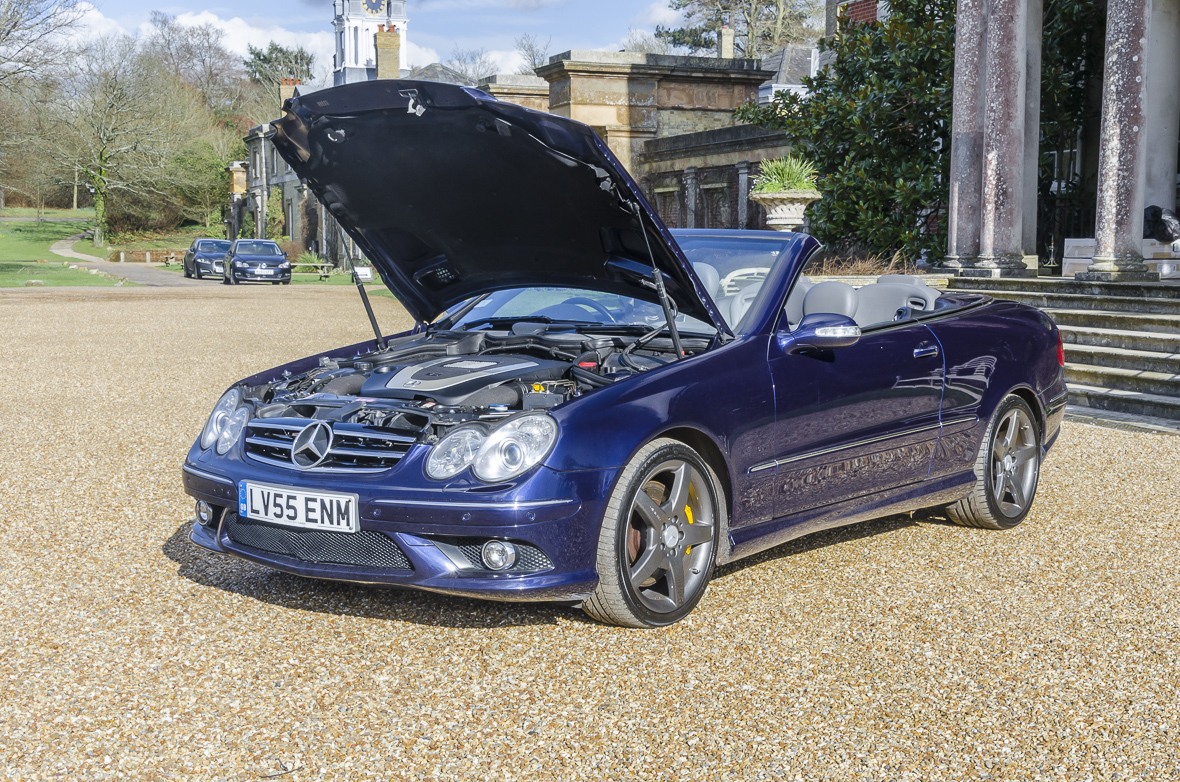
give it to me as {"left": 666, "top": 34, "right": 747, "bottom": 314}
{"left": 1057, "top": 330, "right": 1065, "bottom": 367}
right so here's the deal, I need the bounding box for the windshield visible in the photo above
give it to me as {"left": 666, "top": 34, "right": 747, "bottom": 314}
{"left": 446, "top": 287, "right": 715, "bottom": 334}
{"left": 234, "top": 241, "right": 282, "bottom": 256}
{"left": 197, "top": 240, "right": 231, "bottom": 253}
{"left": 673, "top": 233, "right": 798, "bottom": 332}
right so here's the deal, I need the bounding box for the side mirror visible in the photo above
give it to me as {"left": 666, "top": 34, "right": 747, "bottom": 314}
{"left": 778, "top": 313, "right": 861, "bottom": 354}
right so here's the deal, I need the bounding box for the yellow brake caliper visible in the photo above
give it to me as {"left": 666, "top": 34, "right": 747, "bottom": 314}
{"left": 685, "top": 485, "right": 696, "bottom": 555}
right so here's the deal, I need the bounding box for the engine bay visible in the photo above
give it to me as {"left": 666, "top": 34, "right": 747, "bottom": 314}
{"left": 238, "top": 325, "right": 712, "bottom": 443}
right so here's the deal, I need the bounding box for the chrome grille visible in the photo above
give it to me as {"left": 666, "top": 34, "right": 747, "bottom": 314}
{"left": 244, "top": 418, "right": 416, "bottom": 473}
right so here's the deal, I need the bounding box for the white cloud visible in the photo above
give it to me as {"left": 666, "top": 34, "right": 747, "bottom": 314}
{"left": 67, "top": 5, "right": 444, "bottom": 77}
{"left": 633, "top": 1, "right": 683, "bottom": 28}
{"left": 71, "top": 2, "right": 130, "bottom": 41}
{"left": 487, "top": 49, "right": 526, "bottom": 74}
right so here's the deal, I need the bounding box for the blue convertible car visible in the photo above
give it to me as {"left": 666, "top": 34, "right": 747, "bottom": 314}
{"left": 183, "top": 81, "right": 1067, "bottom": 627}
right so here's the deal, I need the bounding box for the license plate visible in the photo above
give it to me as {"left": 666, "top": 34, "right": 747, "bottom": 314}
{"left": 255, "top": 268, "right": 274, "bottom": 275}
{"left": 238, "top": 482, "right": 359, "bottom": 533}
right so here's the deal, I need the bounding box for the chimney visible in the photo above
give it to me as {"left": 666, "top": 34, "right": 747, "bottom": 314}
{"left": 279, "top": 78, "right": 300, "bottom": 105}
{"left": 375, "top": 24, "right": 402, "bottom": 80}
{"left": 719, "top": 26, "right": 735, "bottom": 58}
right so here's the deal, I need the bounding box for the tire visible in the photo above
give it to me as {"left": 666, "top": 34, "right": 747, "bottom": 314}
{"left": 271, "top": 281, "right": 280, "bottom": 285}
{"left": 583, "top": 438, "right": 724, "bottom": 628}
{"left": 945, "top": 394, "right": 1042, "bottom": 530}
{"left": 222, "top": 273, "right": 231, "bottom": 285}
{"left": 182, "top": 263, "right": 191, "bottom": 278}
{"left": 194, "top": 266, "right": 202, "bottom": 280}
{"left": 282, "top": 280, "right": 290, "bottom": 285}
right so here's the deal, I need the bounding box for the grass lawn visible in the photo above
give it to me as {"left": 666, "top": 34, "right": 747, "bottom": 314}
{"left": 0, "top": 220, "right": 94, "bottom": 262}
{"left": 0, "top": 261, "right": 133, "bottom": 288}
{"left": 72, "top": 224, "right": 219, "bottom": 261}
{"left": 0, "top": 207, "right": 95, "bottom": 219}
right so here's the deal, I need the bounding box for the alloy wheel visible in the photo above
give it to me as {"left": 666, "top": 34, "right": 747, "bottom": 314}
{"left": 989, "top": 407, "right": 1039, "bottom": 518}
{"left": 623, "top": 458, "right": 715, "bottom": 614}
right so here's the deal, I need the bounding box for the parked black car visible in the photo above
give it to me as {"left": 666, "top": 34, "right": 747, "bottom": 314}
{"left": 222, "top": 240, "right": 292, "bottom": 285}
{"left": 182, "top": 238, "right": 231, "bottom": 279}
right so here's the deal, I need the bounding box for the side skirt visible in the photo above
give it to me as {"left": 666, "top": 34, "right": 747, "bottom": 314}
{"left": 727, "top": 470, "right": 976, "bottom": 562}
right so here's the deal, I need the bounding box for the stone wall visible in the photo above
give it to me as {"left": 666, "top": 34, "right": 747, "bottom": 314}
{"left": 639, "top": 124, "right": 794, "bottom": 230}
{"left": 536, "top": 51, "right": 773, "bottom": 174}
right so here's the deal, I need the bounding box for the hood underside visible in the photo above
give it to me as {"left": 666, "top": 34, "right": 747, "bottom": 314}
{"left": 269, "top": 80, "right": 727, "bottom": 331}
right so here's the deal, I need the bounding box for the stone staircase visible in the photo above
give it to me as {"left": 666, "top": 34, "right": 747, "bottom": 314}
{"left": 945, "top": 277, "right": 1180, "bottom": 420}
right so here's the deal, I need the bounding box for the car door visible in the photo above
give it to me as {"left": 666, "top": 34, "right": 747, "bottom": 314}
{"left": 764, "top": 319, "right": 945, "bottom": 519}
{"left": 184, "top": 242, "right": 195, "bottom": 273}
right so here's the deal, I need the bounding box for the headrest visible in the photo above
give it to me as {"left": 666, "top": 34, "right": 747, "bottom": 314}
{"left": 877, "top": 274, "right": 929, "bottom": 287}
{"left": 802, "top": 281, "right": 858, "bottom": 319}
{"left": 692, "top": 263, "right": 720, "bottom": 298}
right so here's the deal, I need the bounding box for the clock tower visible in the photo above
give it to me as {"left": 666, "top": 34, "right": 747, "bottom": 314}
{"left": 332, "top": 0, "right": 409, "bottom": 86}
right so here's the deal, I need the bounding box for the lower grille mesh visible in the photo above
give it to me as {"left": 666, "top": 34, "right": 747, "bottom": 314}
{"left": 225, "top": 512, "right": 412, "bottom": 570}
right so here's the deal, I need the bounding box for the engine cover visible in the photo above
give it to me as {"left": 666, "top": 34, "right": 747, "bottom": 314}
{"left": 360, "top": 355, "right": 568, "bottom": 405}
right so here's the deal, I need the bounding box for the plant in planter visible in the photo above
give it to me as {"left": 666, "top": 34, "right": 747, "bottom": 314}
{"left": 749, "top": 156, "right": 820, "bottom": 231}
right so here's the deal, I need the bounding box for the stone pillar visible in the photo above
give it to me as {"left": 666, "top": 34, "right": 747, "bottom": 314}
{"left": 945, "top": 0, "right": 987, "bottom": 268}
{"left": 685, "top": 167, "right": 699, "bottom": 229}
{"left": 1082, "top": 0, "right": 1159, "bottom": 281}
{"left": 1145, "top": 0, "right": 1180, "bottom": 211}
{"left": 736, "top": 161, "right": 751, "bottom": 229}
{"left": 975, "top": 0, "right": 1036, "bottom": 275}
{"left": 1021, "top": 0, "right": 1044, "bottom": 260}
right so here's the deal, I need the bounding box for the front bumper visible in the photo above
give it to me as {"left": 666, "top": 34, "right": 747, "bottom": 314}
{"left": 195, "top": 259, "right": 225, "bottom": 274}
{"left": 181, "top": 461, "right": 610, "bottom": 602}
{"left": 230, "top": 267, "right": 290, "bottom": 282}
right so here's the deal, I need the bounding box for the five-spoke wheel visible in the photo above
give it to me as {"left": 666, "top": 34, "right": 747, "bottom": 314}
{"left": 947, "top": 394, "right": 1042, "bottom": 529}
{"left": 584, "top": 439, "right": 722, "bottom": 627}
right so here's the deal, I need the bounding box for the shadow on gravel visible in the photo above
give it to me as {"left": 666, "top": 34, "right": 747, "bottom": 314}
{"left": 164, "top": 509, "right": 947, "bottom": 629}
{"left": 712, "top": 512, "right": 926, "bottom": 580}
{"left": 162, "top": 522, "right": 573, "bottom": 629}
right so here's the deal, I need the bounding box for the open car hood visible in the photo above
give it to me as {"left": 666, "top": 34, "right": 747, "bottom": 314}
{"left": 270, "top": 80, "right": 729, "bottom": 333}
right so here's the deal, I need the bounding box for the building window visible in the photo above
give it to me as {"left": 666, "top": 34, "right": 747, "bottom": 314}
{"left": 353, "top": 27, "right": 359, "bottom": 65}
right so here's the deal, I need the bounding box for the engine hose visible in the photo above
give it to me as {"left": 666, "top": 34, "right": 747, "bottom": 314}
{"left": 570, "top": 366, "right": 612, "bottom": 388}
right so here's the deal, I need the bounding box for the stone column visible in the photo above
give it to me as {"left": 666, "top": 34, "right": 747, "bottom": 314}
{"left": 945, "top": 0, "right": 987, "bottom": 269}
{"left": 1021, "top": 0, "right": 1044, "bottom": 260}
{"left": 736, "top": 161, "right": 751, "bottom": 229}
{"left": 1145, "top": 0, "right": 1180, "bottom": 211}
{"left": 974, "top": 0, "right": 1037, "bottom": 275}
{"left": 1082, "top": 0, "right": 1159, "bottom": 281}
{"left": 685, "top": 167, "right": 699, "bottom": 229}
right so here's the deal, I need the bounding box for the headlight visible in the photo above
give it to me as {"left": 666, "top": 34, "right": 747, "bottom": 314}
{"left": 426, "top": 426, "right": 486, "bottom": 480}
{"left": 279, "top": 261, "right": 290, "bottom": 269}
{"left": 426, "top": 413, "right": 559, "bottom": 483}
{"left": 201, "top": 388, "right": 242, "bottom": 450}
{"left": 472, "top": 413, "right": 558, "bottom": 483}
{"left": 234, "top": 260, "right": 246, "bottom": 268}
{"left": 216, "top": 407, "right": 249, "bottom": 455}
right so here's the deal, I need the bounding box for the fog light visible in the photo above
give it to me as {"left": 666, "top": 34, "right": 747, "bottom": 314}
{"left": 195, "top": 501, "right": 213, "bottom": 526}
{"left": 481, "top": 540, "right": 517, "bottom": 571}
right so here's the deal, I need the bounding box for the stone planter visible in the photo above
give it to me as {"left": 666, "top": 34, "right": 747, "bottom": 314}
{"left": 750, "top": 190, "right": 821, "bottom": 232}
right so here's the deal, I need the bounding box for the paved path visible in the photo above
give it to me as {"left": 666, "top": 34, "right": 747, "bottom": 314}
{"left": 48, "top": 233, "right": 205, "bottom": 287}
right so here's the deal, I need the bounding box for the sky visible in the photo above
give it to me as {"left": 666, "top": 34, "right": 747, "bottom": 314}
{"left": 75, "top": 0, "right": 686, "bottom": 80}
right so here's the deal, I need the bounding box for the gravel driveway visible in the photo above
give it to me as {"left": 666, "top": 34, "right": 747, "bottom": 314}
{"left": 1, "top": 286, "right": 1178, "bottom": 781}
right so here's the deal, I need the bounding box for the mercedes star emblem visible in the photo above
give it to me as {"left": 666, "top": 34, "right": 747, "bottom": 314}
{"left": 291, "top": 421, "right": 334, "bottom": 469}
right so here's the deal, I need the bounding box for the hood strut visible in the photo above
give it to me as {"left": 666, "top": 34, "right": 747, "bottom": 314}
{"left": 631, "top": 202, "right": 684, "bottom": 360}
{"left": 347, "top": 254, "right": 387, "bottom": 351}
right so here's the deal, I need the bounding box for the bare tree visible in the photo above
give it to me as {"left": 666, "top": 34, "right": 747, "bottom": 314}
{"left": 0, "top": 0, "right": 81, "bottom": 91}
{"left": 144, "top": 11, "right": 247, "bottom": 119}
{"left": 621, "top": 29, "right": 671, "bottom": 55}
{"left": 445, "top": 47, "right": 496, "bottom": 85}
{"left": 514, "top": 33, "right": 550, "bottom": 74}
{"left": 659, "top": 0, "right": 820, "bottom": 58}
{"left": 33, "top": 36, "right": 205, "bottom": 245}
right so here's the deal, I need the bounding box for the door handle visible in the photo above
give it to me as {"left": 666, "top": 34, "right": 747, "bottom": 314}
{"left": 914, "top": 344, "right": 939, "bottom": 359}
